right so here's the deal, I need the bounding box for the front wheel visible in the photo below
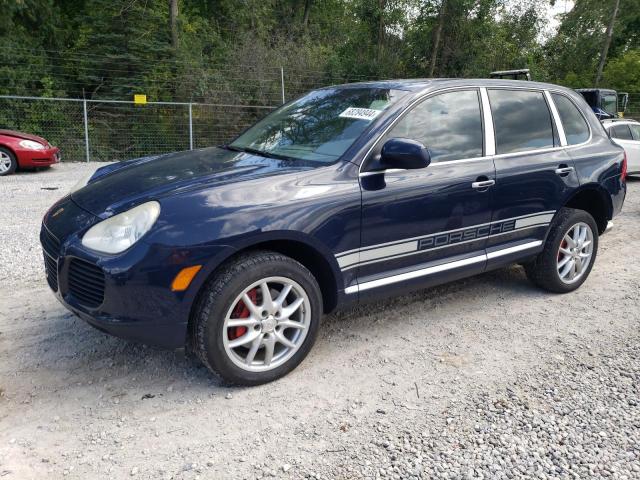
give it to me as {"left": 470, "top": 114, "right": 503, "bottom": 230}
{"left": 192, "top": 251, "right": 322, "bottom": 385}
{"left": 525, "top": 208, "right": 599, "bottom": 293}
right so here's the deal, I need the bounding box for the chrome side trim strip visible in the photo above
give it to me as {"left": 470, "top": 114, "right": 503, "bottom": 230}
{"left": 353, "top": 255, "right": 486, "bottom": 293}
{"left": 358, "top": 155, "right": 494, "bottom": 178}
{"left": 344, "top": 284, "right": 359, "bottom": 294}
{"left": 479, "top": 88, "right": 496, "bottom": 156}
{"left": 545, "top": 90, "right": 567, "bottom": 147}
{"left": 359, "top": 168, "right": 405, "bottom": 178}
{"left": 345, "top": 240, "right": 544, "bottom": 294}
{"left": 486, "top": 240, "right": 543, "bottom": 260}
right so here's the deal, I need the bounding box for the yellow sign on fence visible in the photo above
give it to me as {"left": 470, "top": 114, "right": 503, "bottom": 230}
{"left": 134, "top": 94, "right": 147, "bottom": 105}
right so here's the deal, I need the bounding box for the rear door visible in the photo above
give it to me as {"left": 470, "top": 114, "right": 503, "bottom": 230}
{"left": 486, "top": 88, "right": 580, "bottom": 270}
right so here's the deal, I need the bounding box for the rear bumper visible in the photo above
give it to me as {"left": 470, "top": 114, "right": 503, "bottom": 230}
{"left": 17, "top": 146, "right": 60, "bottom": 168}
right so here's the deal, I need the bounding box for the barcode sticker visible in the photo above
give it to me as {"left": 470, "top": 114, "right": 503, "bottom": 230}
{"left": 339, "top": 107, "right": 382, "bottom": 121}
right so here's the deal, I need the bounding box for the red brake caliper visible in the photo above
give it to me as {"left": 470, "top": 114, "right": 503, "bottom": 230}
{"left": 228, "top": 288, "right": 258, "bottom": 340}
{"left": 558, "top": 239, "right": 567, "bottom": 260}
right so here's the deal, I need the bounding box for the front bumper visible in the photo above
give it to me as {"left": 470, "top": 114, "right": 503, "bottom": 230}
{"left": 18, "top": 146, "right": 60, "bottom": 168}
{"left": 40, "top": 197, "right": 231, "bottom": 349}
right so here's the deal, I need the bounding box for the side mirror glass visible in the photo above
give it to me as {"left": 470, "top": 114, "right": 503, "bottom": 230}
{"left": 374, "top": 138, "right": 431, "bottom": 171}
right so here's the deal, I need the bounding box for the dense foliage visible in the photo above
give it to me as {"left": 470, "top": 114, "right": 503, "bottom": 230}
{"left": 1, "top": 0, "right": 639, "bottom": 102}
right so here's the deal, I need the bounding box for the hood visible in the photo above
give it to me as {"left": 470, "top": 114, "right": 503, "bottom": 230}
{"left": 71, "top": 146, "right": 317, "bottom": 216}
{"left": 0, "top": 129, "right": 49, "bottom": 146}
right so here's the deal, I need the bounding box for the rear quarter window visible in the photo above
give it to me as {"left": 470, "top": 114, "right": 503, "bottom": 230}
{"left": 489, "top": 89, "right": 555, "bottom": 155}
{"left": 551, "top": 93, "right": 590, "bottom": 145}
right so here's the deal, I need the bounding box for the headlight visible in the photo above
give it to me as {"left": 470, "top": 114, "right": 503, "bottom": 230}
{"left": 19, "top": 139, "right": 46, "bottom": 150}
{"left": 82, "top": 201, "right": 161, "bottom": 254}
{"left": 70, "top": 170, "right": 97, "bottom": 193}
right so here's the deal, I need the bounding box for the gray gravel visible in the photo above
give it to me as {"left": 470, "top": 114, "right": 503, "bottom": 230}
{"left": 1, "top": 164, "right": 639, "bottom": 479}
{"left": 0, "top": 163, "right": 102, "bottom": 288}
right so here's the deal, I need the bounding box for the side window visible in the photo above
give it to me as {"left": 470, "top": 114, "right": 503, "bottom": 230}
{"left": 628, "top": 124, "right": 640, "bottom": 141}
{"left": 551, "top": 93, "right": 590, "bottom": 145}
{"left": 610, "top": 124, "right": 633, "bottom": 140}
{"left": 389, "top": 90, "right": 483, "bottom": 162}
{"left": 489, "top": 89, "right": 555, "bottom": 154}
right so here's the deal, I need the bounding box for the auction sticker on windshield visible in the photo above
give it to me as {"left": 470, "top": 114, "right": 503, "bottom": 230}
{"left": 339, "top": 107, "right": 382, "bottom": 121}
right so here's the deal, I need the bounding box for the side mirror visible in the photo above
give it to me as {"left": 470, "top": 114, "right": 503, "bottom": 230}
{"left": 377, "top": 138, "right": 431, "bottom": 171}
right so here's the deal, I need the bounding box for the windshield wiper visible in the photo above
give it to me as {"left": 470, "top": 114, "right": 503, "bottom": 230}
{"left": 222, "top": 144, "right": 298, "bottom": 162}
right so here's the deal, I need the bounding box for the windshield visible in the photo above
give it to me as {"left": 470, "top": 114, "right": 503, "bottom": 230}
{"left": 601, "top": 94, "right": 618, "bottom": 115}
{"left": 230, "top": 87, "right": 409, "bottom": 163}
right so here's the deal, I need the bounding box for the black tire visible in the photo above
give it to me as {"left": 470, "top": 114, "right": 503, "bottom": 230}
{"left": 192, "top": 250, "right": 322, "bottom": 386}
{"left": 0, "top": 147, "right": 17, "bottom": 176}
{"left": 524, "top": 207, "right": 599, "bottom": 293}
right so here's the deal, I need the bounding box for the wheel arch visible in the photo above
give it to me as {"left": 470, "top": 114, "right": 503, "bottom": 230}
{"left": 191, "top": 232, "right": 342, "bottom": 318}
{"left": 0, "top": 143, "right": 19, "bottom": 167}
{"left": 562, "top": 184, "right": 612, "bottom": 234}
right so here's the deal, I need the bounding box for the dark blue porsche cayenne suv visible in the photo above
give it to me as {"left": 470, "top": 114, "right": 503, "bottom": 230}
{"left": 41, "top": 79, "right": 626, "bottom": 385}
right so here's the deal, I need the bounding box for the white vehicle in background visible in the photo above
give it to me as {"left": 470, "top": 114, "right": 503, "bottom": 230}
{"left": 602, "top": 119, "right": 640, "bottom": 175}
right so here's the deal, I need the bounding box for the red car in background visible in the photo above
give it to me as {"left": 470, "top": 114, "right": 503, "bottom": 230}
{"left": 0, "top": 129, "right": 60, "bottom": 176}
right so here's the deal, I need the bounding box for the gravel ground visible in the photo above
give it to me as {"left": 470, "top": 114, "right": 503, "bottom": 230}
{"left": 1, "top": 164, "right": 639, "bottom": 479}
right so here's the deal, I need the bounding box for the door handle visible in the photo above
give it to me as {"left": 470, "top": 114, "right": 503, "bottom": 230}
{"left": 555, "top": 166, "right": 574, "bottom": 176}
{"left": 471, "top": 179, "right": 495, "bottom": 189}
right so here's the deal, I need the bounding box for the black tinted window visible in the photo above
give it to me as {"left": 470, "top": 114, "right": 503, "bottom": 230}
{"left": 489, "top": 90, "right": 554, "bottom": 154}
{"left": 390, "top": 90, "right": 483, "bottom": 162}
{"left": 610, "top": 124, "right": 633, "bottom": 140}
{"left": 629, "top": 124, "right": 640, "bottom": 140}
{"left": 552, "top": 94, "right": 590, "bottom": 145}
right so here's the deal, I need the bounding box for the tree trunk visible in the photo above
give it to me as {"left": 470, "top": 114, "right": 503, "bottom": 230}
{"left": 302, "top": 0, "right": 312, "bottom": 27}
{"left": 170, "top": 0, "right": 179, "bottom": 50}
{"left": 595, "top": 0, "right": 620, "bottom": 85}
{"left": 377, "top": 0, "right": 386, "bottom": 62}
{"left": 428, "top": 0, "right": 447, "bottom": 78}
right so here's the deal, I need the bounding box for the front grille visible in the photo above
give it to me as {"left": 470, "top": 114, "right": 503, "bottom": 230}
{"left": 41, "top": 225, "right": 60, "bottom": 256}
{"left": 68, "top": 258, "right": 105, "bottom": 308}
{"left": 43, "top": 252, "right": 58, "bottom": 291}
{"left": 41, "top": 225, "right": 61, "bottom": 291}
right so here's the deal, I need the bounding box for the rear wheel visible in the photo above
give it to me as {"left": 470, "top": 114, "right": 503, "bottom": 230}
{"left": 192, "top": 251, "right": 322, "bottom": 385}
{"left": 0, "top": 147, "right": 17, "bottom": 176}
{"left": 525, "top": 208, "right": 598, "bottom": 293}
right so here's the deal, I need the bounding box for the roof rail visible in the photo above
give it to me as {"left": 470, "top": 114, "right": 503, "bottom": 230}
{"left": 489, "top": 69, "right": 531, "bottom": 81}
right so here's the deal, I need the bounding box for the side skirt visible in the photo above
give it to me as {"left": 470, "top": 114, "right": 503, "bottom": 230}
{"left": 346, "top": 240, "right": 542, "bottom": 295}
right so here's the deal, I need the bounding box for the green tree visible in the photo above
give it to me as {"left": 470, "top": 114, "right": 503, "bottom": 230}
{"left": 603, "top": 49, "right": 640, "bottom": 91}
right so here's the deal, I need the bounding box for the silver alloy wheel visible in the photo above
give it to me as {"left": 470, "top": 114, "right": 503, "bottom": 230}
{"left": 222, "top": 276, "right": 311, "bottom": 372}
{"left": 0, "top": 151, "right": 12, "bottom": 174}
{"left": 557, "top": 222, "right": 594, "bottom": 284}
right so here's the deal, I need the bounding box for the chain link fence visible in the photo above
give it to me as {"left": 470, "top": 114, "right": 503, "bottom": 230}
{"left": 625, "top": 94, "right": 640, "bottom": 120}
{"left": 2, "top": 87, "right": 639, "bottom": 163}
{"left": 0, "top": 96, "right": 277, "bottom": 162}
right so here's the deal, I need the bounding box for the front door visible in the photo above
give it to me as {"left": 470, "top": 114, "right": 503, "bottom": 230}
{"left": 349, "top": 88, "right": 495, "bottom": 299}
